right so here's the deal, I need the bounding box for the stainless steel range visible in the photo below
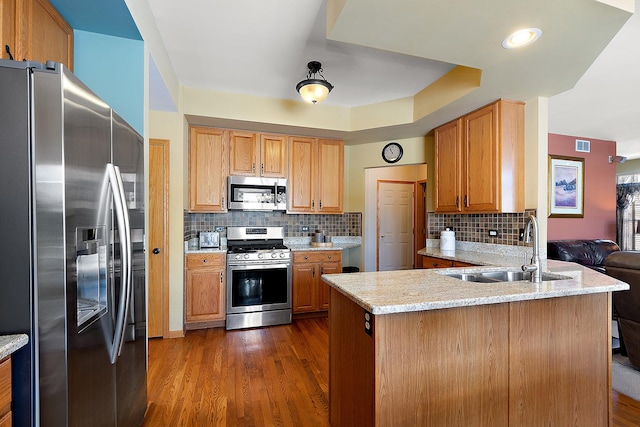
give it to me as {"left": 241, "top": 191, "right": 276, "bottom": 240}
{"left": 226, "top": 226, "right": 292, "bottom": 330}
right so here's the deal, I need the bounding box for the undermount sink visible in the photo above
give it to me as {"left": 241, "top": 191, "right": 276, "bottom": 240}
{"left": 444, "top": 270, "right": 571, "bottom": 283}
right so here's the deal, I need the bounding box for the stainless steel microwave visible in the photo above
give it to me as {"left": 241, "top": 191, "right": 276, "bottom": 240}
{"left": 227, "top": 176, "right": 287, "bottom": 211}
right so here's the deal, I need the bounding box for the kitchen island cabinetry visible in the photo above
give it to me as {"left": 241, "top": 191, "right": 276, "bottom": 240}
{"left": 185, "top": 253, "right": 226, "bottom": 329}
{"left": 324, "top": 265, "right": 626, "bottom": 426}
{"left": 188, "top": 126, "right": 228, "bottom": 212}
{"left": 228, "top": 131, "right": 288, "bottom": 178}
{"left": 434, "top": 99, "right": 524, "bottom": 213}
{"left": 288, "top": 137, "right": 343, "bottom": 214}
{"left": 292, "top": 250, "right": 341, "bottom": 313}
{"left": 0, "top": 356, "right": 11, "bottom": 427}
{"left": 1, "top": 0, "right": 73, "bottom": 69}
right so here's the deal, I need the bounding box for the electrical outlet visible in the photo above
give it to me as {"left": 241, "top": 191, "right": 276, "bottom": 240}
{"left": 214, "top": 226, "right": 225, "bottom": 232}
{"left": 302, "top": 225, "right": 309, "bottom": 232}
{"left": 364, "top": 311, "right": 373, "bottom": 336}
{"left": 488, "top": 229, "right": 498, "bottom": 237}
{"left": 519, "top": 228, "right": 525, "bottom": 241}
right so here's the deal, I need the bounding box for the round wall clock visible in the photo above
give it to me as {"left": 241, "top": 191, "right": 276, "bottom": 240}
{"left": 382, "top": 142, "right": 403, "bottom": 163}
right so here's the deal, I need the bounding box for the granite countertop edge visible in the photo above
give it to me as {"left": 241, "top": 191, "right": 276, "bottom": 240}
{"left": 0, "top": 334, "right": 29, "bottom": 360}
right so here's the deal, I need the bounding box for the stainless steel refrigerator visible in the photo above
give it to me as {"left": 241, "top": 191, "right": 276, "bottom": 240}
{"left": 0, "top": 59, "right": 147, "bottom": 426}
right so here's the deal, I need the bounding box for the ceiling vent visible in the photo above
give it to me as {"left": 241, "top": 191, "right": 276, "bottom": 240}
{"left": 575, "top": 139, "right": 591, "bottom": 153}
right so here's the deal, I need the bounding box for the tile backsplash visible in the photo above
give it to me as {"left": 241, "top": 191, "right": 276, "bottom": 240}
{"left": 184, "top": 211, "right": 362, "bottom": 240}
{"left": 428, "top": 210, "right": 537, "bottom": 247}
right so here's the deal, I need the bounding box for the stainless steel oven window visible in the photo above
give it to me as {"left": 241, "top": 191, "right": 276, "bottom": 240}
{"left": 226, "top": 263, "right": 292, "bottom": 314}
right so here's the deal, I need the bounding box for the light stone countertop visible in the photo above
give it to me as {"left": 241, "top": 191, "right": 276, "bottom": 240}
{"left": 286, "top": 236, "right": 361, "bottom": 251}
{"left": 184, "top": 236, "right": 361, "bottom": 253}
{"left": 322, "top": 259, "right": 630, "bottom": 315}
{"left": 0, "top": 334, "right": 28, "bottom": 360}
{"left": 185, "top": 247, "right": 227, "bottom": 254}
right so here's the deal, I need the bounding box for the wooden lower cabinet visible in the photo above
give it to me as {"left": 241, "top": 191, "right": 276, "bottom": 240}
{"left": 0, "top": 357, "right": 11, "bottom": 427}
{"left": 293, "top": 250, "right": 342, "bottom": 313}
{"left": 421, "top": 255, "right": 476, "bottom": 269}
{"left": 330, "top": 290, "right": 612, "bottom": 426}
{"left": 185, "top": 253, "right": 226, "bottom": 329}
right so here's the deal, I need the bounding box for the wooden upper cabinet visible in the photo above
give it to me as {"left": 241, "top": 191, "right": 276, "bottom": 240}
{"left": 189, "top": 126, "right": 228, "bottom": 212}
{"left": 288, "top": 136, "right": 317, "bottom": 213}
{"left": 434, "top": 99, "right": 524, "bottom": 214}
{"left": 229, "top": 132, "right": 287, "bottom": 178}
{"left": 288, "top": 136, "right": 343, "bottom": 214}
{"left": 260, "top": 134, "right": 288, "bottom": 178}
{"left": 0, "top": 0, "right": 16, "bottom": 60}
{"left": 228, "top": 131, "right": 258, "bottom": 176}
{"left": 434, "top": 119, "right": 463, "bottom": 213}
{"left": 317, "top": 139, "right": 344, "bottom": 213}
{"left": 9, "top": 0, "right": 73, "bottom": 69}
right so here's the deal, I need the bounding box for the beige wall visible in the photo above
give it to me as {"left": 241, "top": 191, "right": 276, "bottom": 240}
{"left": 524, "top": 97, "right": 549, "bottom": 246}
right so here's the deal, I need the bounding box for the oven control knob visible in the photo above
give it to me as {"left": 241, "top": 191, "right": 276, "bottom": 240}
{"left": 235, "top": 254, "right": 241, "bottom": 260}
{"left": 279, "top": 253, "right": 286, "bottom": 258}
{"left": 243, "top": 254, "right": 250, "bottom": 260}
{"left": 257, "top": 253, "right": 264, "bottom": 259}
{"left": 271, "top": 253, "right": 277, "bottom": 258}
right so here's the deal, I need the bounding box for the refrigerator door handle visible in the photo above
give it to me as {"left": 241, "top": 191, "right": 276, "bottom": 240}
{"left": 107, "top": 164, "right": 132, "bottom": 364}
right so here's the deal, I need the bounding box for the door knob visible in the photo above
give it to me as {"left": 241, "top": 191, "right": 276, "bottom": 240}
{"left": 152, "top": 248, "right": 160, "bottom": 254}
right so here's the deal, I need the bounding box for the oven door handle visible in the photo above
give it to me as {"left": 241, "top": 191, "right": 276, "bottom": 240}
{"left": 227, "top": 262, "right": 291, "bottom": 268}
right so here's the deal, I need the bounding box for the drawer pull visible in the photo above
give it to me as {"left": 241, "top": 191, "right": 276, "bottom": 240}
{"left": 328, "top": 255, "right": 332, "bottom": 259}
{"left": 203, "top": 259, "right": 208, "bottom": 263}
{"left": 304, "top": 256, "right": 308, "bottom": 260}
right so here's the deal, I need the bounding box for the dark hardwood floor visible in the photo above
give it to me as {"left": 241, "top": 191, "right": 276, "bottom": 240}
{"left": 143, "top": 317, "right": 640, "bottom": 426}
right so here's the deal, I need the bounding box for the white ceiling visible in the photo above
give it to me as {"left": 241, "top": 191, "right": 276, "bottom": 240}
{"left": 147, "top": 0, "right": 639, "bottom": 155}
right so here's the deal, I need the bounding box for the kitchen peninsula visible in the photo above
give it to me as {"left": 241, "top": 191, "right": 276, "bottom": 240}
{"left": 322, "top": 261, "right": 629, "bottom": 427}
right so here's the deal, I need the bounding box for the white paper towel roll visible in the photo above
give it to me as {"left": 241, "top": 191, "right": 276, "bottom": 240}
{"left": 440, "top": 230, "right": 456, "bottom": 251}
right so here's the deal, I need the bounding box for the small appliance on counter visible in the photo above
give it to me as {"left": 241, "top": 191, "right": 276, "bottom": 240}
{"left": 440, "top": 228, "right": 456, "bottom": 251}
{"left": 199, "top": 231, "right": 220, "bottom": 248}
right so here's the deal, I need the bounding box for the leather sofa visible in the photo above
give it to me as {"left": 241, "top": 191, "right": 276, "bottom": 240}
{"left": 605, "top": 251, "right": 640, "bottom": 368}
{"left": 547, "top": 239, "right": 620, "bottom": 273}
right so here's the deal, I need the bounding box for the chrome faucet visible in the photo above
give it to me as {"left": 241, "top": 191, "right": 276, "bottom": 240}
{"left": 521, "top": 214, "right": 542, "bottom": 283}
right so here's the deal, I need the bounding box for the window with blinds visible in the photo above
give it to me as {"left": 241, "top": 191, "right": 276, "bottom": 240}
{"left": 618, "top": 174, "right": 640, "bottom": 250}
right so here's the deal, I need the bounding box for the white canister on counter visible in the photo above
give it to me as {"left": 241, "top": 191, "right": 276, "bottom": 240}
{"left": 440, "top": 228, "right": 456, "bottom": 251}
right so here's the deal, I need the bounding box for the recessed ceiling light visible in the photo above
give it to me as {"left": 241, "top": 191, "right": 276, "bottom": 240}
{"left": 501, "top": 28, "right": 542, "bottom": 49}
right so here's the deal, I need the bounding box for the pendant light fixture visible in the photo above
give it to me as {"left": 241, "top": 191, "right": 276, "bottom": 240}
{"left": 296, "top": 61, "right": 334, "bottom": 104}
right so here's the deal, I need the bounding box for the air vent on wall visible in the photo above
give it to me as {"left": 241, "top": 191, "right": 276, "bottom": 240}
{"left": 576, "top": 139, "right": 591, "bottom": 153}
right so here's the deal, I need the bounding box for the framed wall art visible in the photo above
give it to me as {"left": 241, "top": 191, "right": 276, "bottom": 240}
{"left": 548, "top": 155, "right": 584, "bottom": 218}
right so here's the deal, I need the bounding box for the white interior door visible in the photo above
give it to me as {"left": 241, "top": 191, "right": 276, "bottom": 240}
{"left": 377, "top": 181, "right": 414, "bottom": 271}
